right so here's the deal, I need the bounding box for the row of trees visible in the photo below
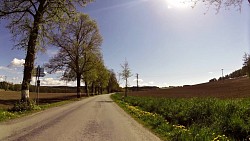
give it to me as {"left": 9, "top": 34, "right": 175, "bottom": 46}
{"left": 0, "top": 81, "right": 119, "bottom": 94}
{"left": 0, "top": 82, "right": 29, "bottom": 92}
{"left": 44, "top": 13, "right": 115, "bottom": 97}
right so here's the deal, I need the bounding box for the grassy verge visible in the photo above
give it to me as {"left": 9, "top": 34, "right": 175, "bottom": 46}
{"left": 0, "top": 98, "right": 81, "bottom": 123}
{"left": 111, "top": 93, "right": 250, "bottom": 141}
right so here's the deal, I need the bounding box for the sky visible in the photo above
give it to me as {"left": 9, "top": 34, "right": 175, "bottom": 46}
{"left": 0, "top": 0, "right": 250, "bottom": 87}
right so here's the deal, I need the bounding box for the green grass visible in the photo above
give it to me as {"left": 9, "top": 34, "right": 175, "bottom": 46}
{"left": 0, "top": 98, "right": 81, "bottom": 123}
{"left": 111, "top": 93, "right": 250, "bottom": 141}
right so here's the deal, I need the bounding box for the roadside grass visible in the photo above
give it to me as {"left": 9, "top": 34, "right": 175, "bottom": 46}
{"left": 0, "top": 98, "right": 81, "bottom": 123}
{"left": 111, "top": 93, "right": 250, "bottom": 141}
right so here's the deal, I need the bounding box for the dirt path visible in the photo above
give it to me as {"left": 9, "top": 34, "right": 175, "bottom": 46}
{"left": 0, "top": 94, "right": 161, "bottom": 141}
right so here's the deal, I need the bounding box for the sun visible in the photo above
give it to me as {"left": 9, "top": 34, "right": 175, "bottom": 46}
{"left": 165, "top": 0, "right": 191, "bottom": 9}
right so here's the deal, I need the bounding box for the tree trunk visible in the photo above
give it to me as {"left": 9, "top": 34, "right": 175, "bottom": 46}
{"left": 95, "top": 86, "right": 97, "bottom": 95}
{"left": 85, "top": 81, "right": 89, "bottom": 96}
{"left": 125, "top": 78, "right": 128, "bottom": 97}
{"left": 21, "top": 2, "right": 45, "bottom": 102}
{"left": 76, "top": 73, "right": 81, "bottom": 98}
{"left": 91, "top": 82, "right": 94, "bottom": 95}
{"left": 107, "top": 85, "right": 110, "bottom": 94}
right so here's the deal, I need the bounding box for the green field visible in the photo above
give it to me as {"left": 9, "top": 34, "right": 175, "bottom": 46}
{"left": 111, "top": 93, "right": 250, "bottom": 141}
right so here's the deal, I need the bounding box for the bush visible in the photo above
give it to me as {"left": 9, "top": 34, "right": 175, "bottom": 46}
{"left": 9, "top": 100, "right": 41, "bottom": 112}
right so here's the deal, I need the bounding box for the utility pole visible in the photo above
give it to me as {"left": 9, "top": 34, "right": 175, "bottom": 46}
{"left": 65, "top": 81, "right": 68, "bottom": 93}
{"left": 136, "top": 73, "right": 139, "bottom": 91}
{"left": 221, "top": 69, "right": 224, "bottom": 82}
{"left": 4, "top": 76, "right": 7, "bottom": 91}
{"left": 36, "top": 65, "right": 41, "bottom": 105}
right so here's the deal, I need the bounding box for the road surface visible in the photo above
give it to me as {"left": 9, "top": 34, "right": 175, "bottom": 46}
{"left": 0, "top": 94, "right": 161, "bottom": 141}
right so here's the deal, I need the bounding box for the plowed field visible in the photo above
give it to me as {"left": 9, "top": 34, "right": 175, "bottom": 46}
{"left": 0, "top": 91, "right": 77, "bottom": 109}
{"left": 129, "top": 77, "right": 250, "bottom": 98}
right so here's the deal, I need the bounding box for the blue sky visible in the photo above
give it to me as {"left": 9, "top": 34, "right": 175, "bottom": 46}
{"left": 0, "top": 0, "right": 249, "bottom": 87}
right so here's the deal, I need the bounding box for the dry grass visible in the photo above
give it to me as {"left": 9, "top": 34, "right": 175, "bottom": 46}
{"left": 129, "top": 77, "right": 250, "bottom": 98}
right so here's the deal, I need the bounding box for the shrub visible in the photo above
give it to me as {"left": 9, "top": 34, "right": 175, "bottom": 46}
{"left": 9, "top": 100, "right": 41, "bottom": 112}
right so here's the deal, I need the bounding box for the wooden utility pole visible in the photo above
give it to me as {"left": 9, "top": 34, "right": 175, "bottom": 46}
{"left": 136, "top": 73, "right": 139, "bottom": 91}
{"left": 221, "top": 69, "right": 224, "bottom": 82}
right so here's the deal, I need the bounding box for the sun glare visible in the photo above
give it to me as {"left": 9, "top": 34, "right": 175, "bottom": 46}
{"left": 165, "top": 0, "right": 191, "bottom": 9}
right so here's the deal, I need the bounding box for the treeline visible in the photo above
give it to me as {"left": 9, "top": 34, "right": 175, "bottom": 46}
{"left": 0, "top": 71, "right": 121, "bottom": 94}
{"left": 0, "top": 81, "right": 76, "bottom": 93}
{"left": 0, "top": 82, "right": 120, "bottom": 94}
{"left": 129, "top": 86, "right": 159, "bottom": 91}
{"left": 209, "top": 53, "right": 250, "bottom": 82}
{"left": 0, "top": 82, "right": 20, "bottom": 91}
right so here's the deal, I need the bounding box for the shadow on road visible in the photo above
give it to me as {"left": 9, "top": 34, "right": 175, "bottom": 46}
{"left": 97, "top": 100, "right": 114, "bottom": 103}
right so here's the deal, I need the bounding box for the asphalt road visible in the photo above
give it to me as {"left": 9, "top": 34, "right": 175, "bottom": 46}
{"left": 0, "top": 94, "right": 161, "bottom": 141}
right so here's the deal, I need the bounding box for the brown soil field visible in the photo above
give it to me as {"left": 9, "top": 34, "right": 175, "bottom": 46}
{"left": 0, "top": 91, "right": 78, "bottom": 109}
{"left": 129, "top": 77, "right": 250, "bottom": 98}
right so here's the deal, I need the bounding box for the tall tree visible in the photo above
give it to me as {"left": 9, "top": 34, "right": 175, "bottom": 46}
{"left": 82, "top": 53, "right": 103, "bottom": 96}
{"left": 0, "top": 0, "right": 92, "bottom": 102}
{"left": 95, "top": 64, "right": 110, "bottom": 94}
{"left": 107, "top": 69, "right": 120, "bottom": 93}
{"left": 120, "top": 60, "right": 132, "bottom": 97}
{"left": 45, "top": 13, "right": 102, "bottom": 98}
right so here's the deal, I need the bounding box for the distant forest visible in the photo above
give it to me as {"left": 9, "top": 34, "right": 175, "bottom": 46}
{"left": 0, "top": 81, "right": 120, "bottom": 94}
{"left": 0, "top": 82, "right": 81, "bottom": 93}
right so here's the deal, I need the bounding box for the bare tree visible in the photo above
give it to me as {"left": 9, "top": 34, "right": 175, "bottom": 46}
{"left": 120, "top": 60, "right": 132, "bottom": 97}
{"left": 191, "top": 0, "right": 249, "bottom": 13}
{"left": 0, "top": 0, "right": 92, "bottom": 102}
{"left": 45, "top": 13, "right": 102, "bottom": 98}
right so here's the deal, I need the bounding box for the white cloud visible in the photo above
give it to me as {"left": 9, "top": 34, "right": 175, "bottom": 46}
{"left": 208, "top": 72, "right": 213, "bottom": 74}
{"left": 12, "top": 77, "right": 19, "bottom": 81}
{"left": 38, "top": 77, "right": 79, "bottom": 86}
{"left": 162, "top": 83, "right": 168, "bottom": 87}
{"left": 149, "top": 81, "right": 154, "bottom": 85}
{"left": 0, "top": 66, "right": 11, "bottom": 71}
{"left": 9, "top": 58, "right": 25, "bottom": 67}
{"left": 40, "top": 78, "right": 65, "bottom": 86}
{"left": 139, "top": 81, "right": 156, "bottom": 86}
{"left": 133, "top": 79, "right": 143, "bottom": 82}
{"left": 0, "top": 75, "right": 5, "bottom": 81}
{"left": 141, "top": 82, "right": 149, "bottom": 86}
